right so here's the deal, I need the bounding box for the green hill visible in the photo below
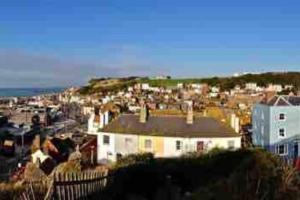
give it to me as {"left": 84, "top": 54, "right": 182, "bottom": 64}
{"left": 78, "top": 77, "right": 139, "bottom": 95}
{"left": 79, "top": 72, "right": 300, "bottom": 95}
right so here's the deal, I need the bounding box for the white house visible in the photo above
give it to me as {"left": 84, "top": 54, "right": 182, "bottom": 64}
{"left": 93, "top": 106, "right": 241, "bottom": 163}
{"left": 267, "top": 84, "right": 283, "bottom": 92}
{"left": 88, "top": 109, "right": 110, "bottom": 134}
{"left": 245, "top": 83, "right": 257, "bottom": 91}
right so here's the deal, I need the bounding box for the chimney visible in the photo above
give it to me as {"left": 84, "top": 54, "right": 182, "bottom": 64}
{"left": 230, "top": 113, "right": 236, "bottom": 129}
{"left": 104, "top": 111, "right": 109, "bottom": 125}
{"left": 203, "top": 110, "right": 207, "bottom": 117}
{"left": 234, "top": 117, "right": 240, "bottom": 133}
{"left": 231, "top": 113, "right": 240, "bottom": 133}
{"left": 186, "top": 101, "right": 193, "bottom": 124}
{"left": 140, "top": 103, "right": 148, "bottom": 123}
{"left": 99, "top": 112, "right": 104, "bottom": 129}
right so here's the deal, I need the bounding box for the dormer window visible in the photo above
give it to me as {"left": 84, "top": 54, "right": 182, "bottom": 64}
{"left": 279, "top": 113, "right": 285, "bottom": 121}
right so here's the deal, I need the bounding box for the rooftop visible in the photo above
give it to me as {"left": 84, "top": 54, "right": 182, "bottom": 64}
{"left": 102, "top": 114, "right": 239, "bottom": 138}
{"left": 262, "top": 95, "right": 300, "bottom": 106}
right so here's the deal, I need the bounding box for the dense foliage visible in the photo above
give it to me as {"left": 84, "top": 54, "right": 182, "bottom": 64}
{"left": 100, "top": 149, "right": 300, "bottom": 200}
{"left": 200, "top": 72, "right": 300, "bottom": 91}
{"left": 141, "top": 72, "right": 300, "bottom": 91}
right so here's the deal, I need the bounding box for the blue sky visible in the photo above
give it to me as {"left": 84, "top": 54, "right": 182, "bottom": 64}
{"left": 1, "top": 0, "right": 300, "bottom": 87}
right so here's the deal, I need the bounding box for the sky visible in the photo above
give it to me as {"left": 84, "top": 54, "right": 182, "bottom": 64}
{"left": 1, "top": 0, "right": 300, "bottom": 87}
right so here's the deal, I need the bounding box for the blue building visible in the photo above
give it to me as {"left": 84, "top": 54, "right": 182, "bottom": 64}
{"left": 252, "top": 95, "right": 300, "bottom": 160}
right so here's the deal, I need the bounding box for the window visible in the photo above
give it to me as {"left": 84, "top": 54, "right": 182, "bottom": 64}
{"left": 103, "top": 135, "right": 110, "bottom": 145}
{"left": 125, "top": 138, "right": 132, "bottom": 147}
{"left": 176, "top": 141, "right": 182, "bottom": 151}
{"left": 261, "top": 126, "right": 264, "bottom": 135}
{"left": 276, "top": 144, "right": 288, "bottom": 155}
{"left": 253, "top": 121, "right": 257, "bottom": 129}
{"left": 145, "top": 139, "right": 152, "bottom": 149}
{"left": 279, "top": 113, "right": 285, "bottom": 121}
{"left": 228, "top": 140, "right": 235, "bottom": 149}
{"left": 125, "top": 138, "right": 132, "bottom": 144}
{"left": 197, "top": 141, "right": 204, "bottom": 152}
{"left": 279, "top": 128, "right": 286, "bottom": 138}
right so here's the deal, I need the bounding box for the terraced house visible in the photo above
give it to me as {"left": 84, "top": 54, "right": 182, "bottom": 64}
{"left": 252, "top": 95, "right": 300, "bottom": 161}
{"left": 91, "top": 105, "right": 241, "bottom": 163}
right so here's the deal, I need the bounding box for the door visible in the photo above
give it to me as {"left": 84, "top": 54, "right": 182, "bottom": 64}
{"left": 294, "top": 143, "right": 299, "bottom": 159}
{"left": 197, "top": 141, "right": 204, "bottom": 153}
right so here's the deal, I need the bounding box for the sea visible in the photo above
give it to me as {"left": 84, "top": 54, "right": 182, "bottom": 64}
{"left": 0, "top": 88, "right": 65, "bottom": 98}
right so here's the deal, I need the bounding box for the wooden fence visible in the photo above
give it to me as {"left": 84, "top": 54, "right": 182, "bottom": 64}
{"left": 21, "top": 170, "right": 109, "bottom": 200}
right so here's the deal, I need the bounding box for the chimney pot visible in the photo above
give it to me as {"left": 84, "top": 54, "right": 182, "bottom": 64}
{"left": 186, "top": 102, "right": 193, "bottom": 124}
{"left": 140, "top": 104, "right": 148, "bottom": 123}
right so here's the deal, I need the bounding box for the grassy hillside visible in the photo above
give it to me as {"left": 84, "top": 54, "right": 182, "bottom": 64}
{"left": 78, "top": 77, "right": 139, "bottom": 95}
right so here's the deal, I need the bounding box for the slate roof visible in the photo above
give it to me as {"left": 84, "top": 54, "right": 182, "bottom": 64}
{"left": 264, "top": 96, "right": 300, "bottom": 106}
{"left": 102, "top": 114, "right": 239, "bottom": 138}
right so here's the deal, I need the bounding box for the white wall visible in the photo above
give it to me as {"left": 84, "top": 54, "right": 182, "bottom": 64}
{"left": 88, "top": 113, "right": 96, "bottom": 134}
{"left": 96, "top": 131, "right": 241, "bottom": 163}
{"left": 163, "top": 137, "right": 190, "bottom": 157}
{"left": 190, "top": 137, "right": 241, "bottom": 151}
{"left": 97, "top": 132, "right": 116, "bottom": 162}
{"left": 164, "top": 137, "right": 241, "bottom": 157}
{"left": 114, "top": 134, "right": 139, "bottom": 156}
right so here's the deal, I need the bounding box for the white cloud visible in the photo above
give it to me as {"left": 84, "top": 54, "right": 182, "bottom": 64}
{"left": 0, "top": 49, "right": 169, "bottom": 88}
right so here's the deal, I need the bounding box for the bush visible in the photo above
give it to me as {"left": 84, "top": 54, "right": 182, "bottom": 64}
{"left": 114, "top": 153, "right": 154, "bottom": 168}
{"left": 0, "top": 182, "right": 25, "bottom": 200}
{"left": 102, "top": 149, "right": 300, "bottom": 200}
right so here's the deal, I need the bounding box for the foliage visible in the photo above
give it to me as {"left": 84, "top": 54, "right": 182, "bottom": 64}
{"left": 114, "top": 153, "right": 154, "bottom": 169}
{"left": 23, "top": 163, "right": 48, "bottom": 183}
{"left": 139, "top": 72, "right": 300, "bottom": 91}
{"left": 0, "top": 182, "right": 25, "bottom": 200}
{"left": 79, "top": 72, "right": 300, "bottom": 95}
{"left": 78, "top": 77, "right": 139, "bottom": 95}
{"left": 103, "top": 149, "right": 300, "bottom": 200}
{"left": 55, "top": 159, "right": 82, "bottom": 174}
{"left": 0, "top": 131, "right": 12, "bottom": 142}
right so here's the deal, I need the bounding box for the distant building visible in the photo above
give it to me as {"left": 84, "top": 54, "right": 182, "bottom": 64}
{"left": 252, "top": 95, "right": 300, "bottom": 161}
{"left": 284, "top": 85, "right": 294, "bottom": 90}
{"left": 177, "top": 83, "right": 184, "bottom": 89}
{"left": 209, "top": 86, "right": 220, "bottom": 98}
{"left": 88, "top": 108, "right": 110, "bottom": 134}
{"left": 150, "top": 75, "right": 171, "bottom": 80}
{"left": 92, "top": 105, "right": 241, "bottom": 163}
{"left": 266, "top": 84, "right": 283, "bottom": 93}
{"left": 245, "top": 83, "right": 257, "bottom": 91}
{"left": 141, "top": 83, "right": 150, "bottom": 90}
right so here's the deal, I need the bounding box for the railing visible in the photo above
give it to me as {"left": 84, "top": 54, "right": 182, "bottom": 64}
{"left": 20, "top": 170, "right": 109, "bottom": 200}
